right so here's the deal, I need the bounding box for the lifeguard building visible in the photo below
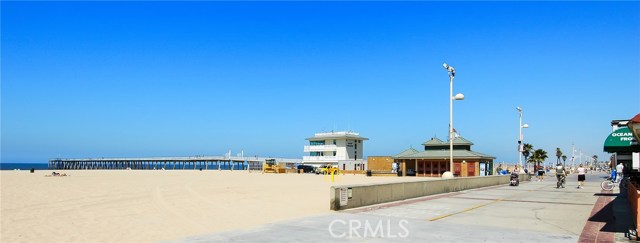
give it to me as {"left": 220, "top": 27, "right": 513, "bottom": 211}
{"left": 302, "top": 131, "right": 368, "bottom": 170}
{"left": 393, "top": 136, "right": 495, "bottom": 177}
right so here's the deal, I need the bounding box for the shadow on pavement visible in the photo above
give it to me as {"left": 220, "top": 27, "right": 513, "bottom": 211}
{"left": 587, "top": 192, "right": 635, "bottom": 240}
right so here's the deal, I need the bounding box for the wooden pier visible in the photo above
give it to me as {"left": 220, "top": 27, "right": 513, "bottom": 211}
{"left": 48, "top": 156, "right": 302, "bottom": 170}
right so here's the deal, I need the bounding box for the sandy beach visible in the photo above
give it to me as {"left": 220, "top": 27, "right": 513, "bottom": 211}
{"left": 1, "top": 170, "right": 437, "bottom": 242}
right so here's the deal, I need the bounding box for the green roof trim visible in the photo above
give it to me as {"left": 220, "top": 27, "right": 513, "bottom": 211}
{"left": 422, "top": 136, "right": 474, "bottom": 146}
{"left": 451, "top": 137, "right": 474, "bottom": 146}
{"left": 422, "top": 137, "right": 445, "bottom": 146}
{"left": 394, "top": 148, "right": 419, "bottom": 157}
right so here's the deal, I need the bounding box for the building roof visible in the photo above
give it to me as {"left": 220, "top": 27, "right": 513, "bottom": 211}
{"left": 393, "top": 149, "right": 496, "bottom": 160}
{"left": 306, "top": 131, "right": 369, "bottom": 140}
{"left": 394, "top": 148, "right": 420, "bottom": 157}
{"left": 422, "top": 136, "right": 474, "bottom": 146}
{"left": 422, "top": 137, "right": 445, "bottom": 146}
{"left": 451, "top": 137, "right": 474, "bottom": 146}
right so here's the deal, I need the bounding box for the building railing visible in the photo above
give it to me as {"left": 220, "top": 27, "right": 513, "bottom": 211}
{"left": 302, "top": 156, "right": 340, "bottom": 162}
{"left": 303, "top": 145, "right": 338, "bottom": 152}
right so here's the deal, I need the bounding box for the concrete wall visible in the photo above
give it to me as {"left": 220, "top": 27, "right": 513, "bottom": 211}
{"left": 330, "top": 174, "right": 530, "bottom": 210}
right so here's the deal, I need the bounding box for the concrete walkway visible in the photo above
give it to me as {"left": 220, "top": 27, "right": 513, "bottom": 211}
{"left": 175, "top": 172, "right": 634, "bottom": 242}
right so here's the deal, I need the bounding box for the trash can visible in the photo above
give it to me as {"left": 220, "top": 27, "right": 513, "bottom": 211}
{"left": 366, "top": 170, "right": 372, "bottom": 177}
{"left": 30, "top": 168, "right": 35, "bottom": 173}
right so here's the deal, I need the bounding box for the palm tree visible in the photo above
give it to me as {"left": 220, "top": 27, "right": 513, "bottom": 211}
{"left": 556, "top": 148, "right": 563, "bottom": 166}
{"left": 531, "top": 149, "right": 548, "bottom": 171}
{"left": 522, "top": 143, "right": 533, "bottom": 171}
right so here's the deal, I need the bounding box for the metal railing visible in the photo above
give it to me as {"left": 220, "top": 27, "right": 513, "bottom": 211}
{"left": 303, "top": 145, "right": 338, "bottom": 152}
{"left": 302, "top": 156, "right": 339, "bottom": 161}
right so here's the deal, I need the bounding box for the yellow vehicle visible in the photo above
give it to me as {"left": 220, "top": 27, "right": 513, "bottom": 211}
{"left": 263, "top": 159, "right": 285, "bottom": 173}
{"left": 315, "top": 164, "right": 339, "bottom": 175}
{"left": 263, "top": 159, "right": 278, "bottom": 173}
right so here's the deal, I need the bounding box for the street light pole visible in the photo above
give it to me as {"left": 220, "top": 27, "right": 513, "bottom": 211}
{"left": 449, "top": 66, "right": 454, "bottom": 173}
{"left": 517, "top": 107, "right": 528, "bottom": 171}
{"left": 443, "top": 63, "right": 463, "bottom": 177}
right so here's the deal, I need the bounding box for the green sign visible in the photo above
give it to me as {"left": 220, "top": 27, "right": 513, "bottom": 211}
{"left": 604, "top": 127, "right": 636, "bottom": 152}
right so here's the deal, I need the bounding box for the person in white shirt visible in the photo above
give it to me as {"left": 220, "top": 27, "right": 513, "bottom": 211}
{"left": 577, "top": 164, "right": 586, "bottom": 189}
{"left": 616, "top": 162, "right": 624, "bottom": 183}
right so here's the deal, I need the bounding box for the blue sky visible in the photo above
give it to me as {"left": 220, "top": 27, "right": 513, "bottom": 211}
{"left": 2, "top": 1, "right": 639, "bottom": 165}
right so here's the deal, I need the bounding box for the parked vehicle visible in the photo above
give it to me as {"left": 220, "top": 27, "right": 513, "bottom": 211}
{"left": 315, "top": 164, "right": 338, "bottom": 175}
{"left": 297, "top": 165, "right": 315, "bottom": 173}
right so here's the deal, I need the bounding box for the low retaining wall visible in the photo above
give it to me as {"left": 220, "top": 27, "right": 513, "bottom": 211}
{"left": 628, "top": 181, "right": 639, "bottom": 234}
{"left": 330, "top": 174, "right": 530, "bottom": 210}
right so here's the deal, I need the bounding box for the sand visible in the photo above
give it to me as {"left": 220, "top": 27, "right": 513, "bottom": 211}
{"left": 1, "top": 170, "right": 437, "bottom": 242}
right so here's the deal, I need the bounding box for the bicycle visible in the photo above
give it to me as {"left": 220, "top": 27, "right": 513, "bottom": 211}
{"left": 556, "top": 175, "right": 566, "bottom": 188}
{"left": 601, "top": 177, "right": 628, "bottom": 191}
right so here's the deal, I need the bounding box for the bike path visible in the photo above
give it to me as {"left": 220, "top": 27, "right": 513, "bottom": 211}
{"left": 176, "top": 172, "right": 631, "bottom": 242}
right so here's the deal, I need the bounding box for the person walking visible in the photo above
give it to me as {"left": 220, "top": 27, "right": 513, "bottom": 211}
{"left": 616, "top": 162, "right": 624, "bottom": 183}
{"left": 537, "top": 166, "right": 545, "bottom": 181}
{"left": 577, "top": 164, "right": 586, "bottom": 189}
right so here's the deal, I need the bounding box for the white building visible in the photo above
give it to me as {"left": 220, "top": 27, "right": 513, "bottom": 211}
{"left": 302, "top": 131, "right": 368, "bottom": 170}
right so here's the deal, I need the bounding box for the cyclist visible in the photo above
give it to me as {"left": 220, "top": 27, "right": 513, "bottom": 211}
{"left": 556, "top": 163, "right": 566, "bottom": 188}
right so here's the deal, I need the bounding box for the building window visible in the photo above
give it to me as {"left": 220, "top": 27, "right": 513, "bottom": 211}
{"left": 333, "top": 152, "right": 336, "bottom": 156}
{"left": 355, "top": 144, "right": 357, "bottom": 149}
{"left": 333, "top": 139, "right": 336, "bottom": 145}
{"left": 310, "top": 141, "right": 325, "bottom": 145}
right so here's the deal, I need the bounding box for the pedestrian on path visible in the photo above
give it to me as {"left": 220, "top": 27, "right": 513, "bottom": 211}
{"left": 616, "top": 162, "right": 624, "bottom": 183}
{"left": 577, "top": 164, "right": 586, "bottom": 189}
{"left": 537, "top": 166, "right": 545, "bottom": 181}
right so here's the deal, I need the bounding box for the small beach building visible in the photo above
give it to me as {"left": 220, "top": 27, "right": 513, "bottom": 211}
{"left": 302, "top": 131, "right": 368, "bottom": 170}
{"left": 393, "top": 136, "right": 495, "bottom": 177}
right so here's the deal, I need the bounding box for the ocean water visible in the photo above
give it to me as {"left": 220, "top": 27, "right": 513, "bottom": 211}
{"left": 0, "top": 163, "right": 49, "bottom": 170}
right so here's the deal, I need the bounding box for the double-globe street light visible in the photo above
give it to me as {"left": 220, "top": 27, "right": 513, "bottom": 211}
{"left": 443, "top": 63, "right": 464, "bottom": 178}
{"left": 517, "top": 106, "right": 529, "bottom": 171}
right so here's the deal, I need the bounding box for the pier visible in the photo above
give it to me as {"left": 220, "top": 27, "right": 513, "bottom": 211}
{"left": 48, "top": 156, "right": 302, "bottom": 170}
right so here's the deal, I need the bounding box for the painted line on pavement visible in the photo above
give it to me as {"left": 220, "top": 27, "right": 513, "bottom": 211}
{"left": 450, "top": 196, "right": 594, "bottom": 206}
{"left": 428, "top": 188, "right": 536, "bottom": 222}
{"left": 428, "top": 197, "right": 504, "bottom": 221}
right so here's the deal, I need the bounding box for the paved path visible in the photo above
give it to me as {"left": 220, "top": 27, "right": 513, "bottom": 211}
{"left": 175, "top": 172, "right": 632, "bottom": 242}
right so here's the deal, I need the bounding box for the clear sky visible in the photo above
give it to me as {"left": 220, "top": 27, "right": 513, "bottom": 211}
{"left": 2, "top": 1, "right": 639, "bottom": 165}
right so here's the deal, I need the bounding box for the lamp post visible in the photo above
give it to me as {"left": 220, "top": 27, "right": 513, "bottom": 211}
{"left": 516, "top": 107, "right": 529, "bottom": 170}
{"left": 443, "top": 63, "right": 464, "bottom": 178}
